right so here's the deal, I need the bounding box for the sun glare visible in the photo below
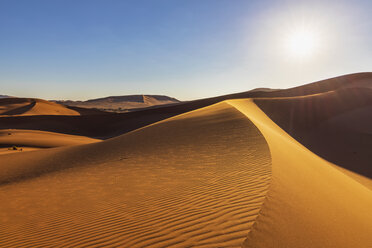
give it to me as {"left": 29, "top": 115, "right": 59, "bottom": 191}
{"left": 285, "top": 28, "right": 320, "bottom": 58}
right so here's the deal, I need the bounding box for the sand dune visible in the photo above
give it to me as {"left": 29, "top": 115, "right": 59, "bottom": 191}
{"left": 254, "top": 86, "right": 372, "bottom": 179}
{"left": 229, "top": 99, "right": 372, "bottom": 248}
{"left": 0, "top": 98, "right": 108, "bottom": 117}
{"left": 0, "top": 73, "right": 371, "bottom": 247}
{"left": 0, "top": 98, "right": 81, "bottom": 116}
{"left": 0, "top": 102, "right": 271, "bottom": 247}
{"left": 253, "top": 72, "right": 372, "bottom": 97}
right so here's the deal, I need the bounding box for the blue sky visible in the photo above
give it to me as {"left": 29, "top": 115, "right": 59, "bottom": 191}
{"left": 0, "top": 0, "right": 371, "bottom": 100}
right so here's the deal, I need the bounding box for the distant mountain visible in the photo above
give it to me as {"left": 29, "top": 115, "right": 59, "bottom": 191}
{"left": 0, "top": 95, "right": 10, "bottom": 99}
{"left": 56, "top": 95, "right": 180, "bottom": 112}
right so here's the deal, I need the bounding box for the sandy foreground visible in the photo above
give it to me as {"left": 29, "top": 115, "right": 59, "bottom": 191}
{"left": 0, "top": 73, "right": 371, "bottom": 247}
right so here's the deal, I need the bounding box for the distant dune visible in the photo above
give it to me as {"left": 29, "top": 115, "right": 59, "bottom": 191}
{"left": 0, "top": 97, "right": 108, "bottom": 116}
{"left": 0, "top": 98, "right": 81, "bottom": 116}
{"left": 0, "top": 72, "right": 371, "bottom": 247}
{"left": 56, "top": 94, "right": 180, "bottom": 112}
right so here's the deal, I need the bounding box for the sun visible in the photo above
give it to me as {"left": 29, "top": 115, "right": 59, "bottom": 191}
{"left": 285, "top": 28, "right": 320, "bottom": 58}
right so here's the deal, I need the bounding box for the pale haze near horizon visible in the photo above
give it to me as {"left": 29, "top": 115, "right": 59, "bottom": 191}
{"left": 0, "top": 0, "right": 371, "bottom": 101}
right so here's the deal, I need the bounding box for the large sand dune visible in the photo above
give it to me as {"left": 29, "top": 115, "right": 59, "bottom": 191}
{"left": 0, "top": 73, "right": 371, "bottom": 247}
{"left": 229, "top": 100, "right": 372, "bottom": 248}
{"left": 254, "top": 86, "right": 372, "bottom": 178}
{"left": 0, "top": 102, "right": 272, "bottom": 247}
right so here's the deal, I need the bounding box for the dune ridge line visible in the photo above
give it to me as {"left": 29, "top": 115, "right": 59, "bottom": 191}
{"left": 0, "top": 102, "right": 273, "bottom": 247}
{"left": 227, "top": 99, "right": 372, "bottom": 248}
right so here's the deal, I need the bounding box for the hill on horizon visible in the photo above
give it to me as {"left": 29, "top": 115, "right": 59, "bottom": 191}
{"left": 55, "top": 94, "right": 180, "bottom": 112}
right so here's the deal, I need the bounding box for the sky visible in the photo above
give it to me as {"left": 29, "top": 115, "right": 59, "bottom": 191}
{"left": 0, "top": 0, "right": 371, "bottom": 100}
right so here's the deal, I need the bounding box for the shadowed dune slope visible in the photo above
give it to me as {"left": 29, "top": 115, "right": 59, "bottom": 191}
{"left": 0, "top": 73, "right": 370, "bottom": 138}
{"left": 0, "top": 102, "right": 271, "bottom": 247}
{"left": 228, "top": 99, "right": 372, "bottom": 248}
{"left": 0, "top": 98, "right": 80, "bottom": 116}
{"left": 254, "top": 87, "right": 372, "bottom": 179}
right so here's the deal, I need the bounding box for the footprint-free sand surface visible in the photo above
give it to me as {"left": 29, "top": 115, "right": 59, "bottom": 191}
{"left": 0, "top": 102, "right": 272, "bottom": 247}
{"left": 0, "top": 73, "right": 371, "bottom": 247}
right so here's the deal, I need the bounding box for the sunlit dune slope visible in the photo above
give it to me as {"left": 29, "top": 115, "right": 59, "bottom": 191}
{"left": 0, "top": 102, "right": 271, "bottom": 247}
{"left": 0, "top": 98, "right": 80, "bottom": 116}
{"left": 0, "top": 129, "right": 100, "bottom": 155}
{"left": 254, "top": 87, "right": 372, "bottom": 179}
{"left": 228, "top": 99, "right": 372, "bottom": 248}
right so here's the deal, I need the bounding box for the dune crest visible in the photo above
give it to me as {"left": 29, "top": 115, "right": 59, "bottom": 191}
{"left": 228, "top": 99, "right": 372, "bottom": 248}
{"left": 254, "top": 86, "right": 372, "bottom": 179}
{"left": 0, "top": 102, "right": 272, "bottom": 247}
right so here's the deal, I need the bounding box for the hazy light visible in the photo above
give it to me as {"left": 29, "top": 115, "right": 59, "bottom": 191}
{"left": 285, "top": 27, "right": 320, "bottom": 58}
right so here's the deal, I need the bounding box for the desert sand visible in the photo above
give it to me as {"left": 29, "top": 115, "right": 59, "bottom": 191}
{"left": 0, "top": 129, "right": 100, "bottom": 155}
{"left": 230, "top": 99, "right": 372, "bottom": 248}
{"left": 0, "top": 98, "right": 81, "bottom": 116}
{"left": 0, "top": 73, "right": 371, "bottom": 247}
